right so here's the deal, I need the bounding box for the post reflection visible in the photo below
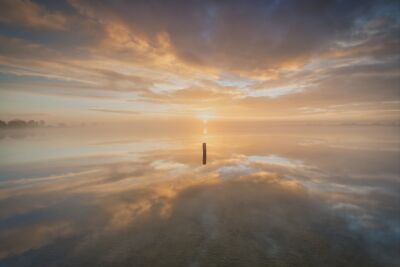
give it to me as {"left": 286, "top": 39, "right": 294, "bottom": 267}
{"left": 202, "top": 118, "right": 208, "bottom": 165}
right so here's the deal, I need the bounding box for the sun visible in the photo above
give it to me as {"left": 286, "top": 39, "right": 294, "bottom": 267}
{"left": 197, "top": 112, "right": 214, "bottom": 124}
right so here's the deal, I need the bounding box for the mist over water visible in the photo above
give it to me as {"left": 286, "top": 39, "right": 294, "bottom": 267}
{"left": 0, "top": 125, "right": 399, "bottom": 267}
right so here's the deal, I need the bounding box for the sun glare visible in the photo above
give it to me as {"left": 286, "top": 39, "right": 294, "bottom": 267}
{"left": 198, "top": 112, "right": 214, "bottom": 123}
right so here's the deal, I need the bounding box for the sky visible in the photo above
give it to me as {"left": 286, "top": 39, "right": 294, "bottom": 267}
{"left": 0, "top": 0, "right": 399, "bottom": 123}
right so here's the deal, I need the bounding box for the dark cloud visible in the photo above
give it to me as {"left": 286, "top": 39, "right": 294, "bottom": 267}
{"left": 0, "top": 0, "right": 67, "bottom": 30}
{"left": 70, "top": 0, "right": 398, "bottom": 73}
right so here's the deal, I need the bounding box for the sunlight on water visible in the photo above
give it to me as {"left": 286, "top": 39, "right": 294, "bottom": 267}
{"left": 0, "top": 125, "right": 399, "bottom": 267}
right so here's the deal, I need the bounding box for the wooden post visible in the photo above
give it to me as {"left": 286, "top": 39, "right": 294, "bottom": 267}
{"left": 202, "top": 142, "right": 207, "bottom": 165}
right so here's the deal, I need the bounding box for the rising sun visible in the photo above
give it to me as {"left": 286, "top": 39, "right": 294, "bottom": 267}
{"left": 197, "top": 112, "right": 215, "bottom": 123}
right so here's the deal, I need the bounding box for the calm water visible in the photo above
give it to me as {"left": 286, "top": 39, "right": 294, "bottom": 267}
{"left": 0, "top": 126, "right": 399, "bottom": 267}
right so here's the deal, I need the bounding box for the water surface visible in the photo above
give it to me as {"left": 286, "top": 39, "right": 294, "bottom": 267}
{"left": 0, "top": 126, "right": 399, "bottom": 267}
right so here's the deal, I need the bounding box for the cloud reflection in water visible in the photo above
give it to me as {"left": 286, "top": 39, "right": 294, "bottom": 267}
{"left": 0, "top": 126, "right": 399, "bottom": 267}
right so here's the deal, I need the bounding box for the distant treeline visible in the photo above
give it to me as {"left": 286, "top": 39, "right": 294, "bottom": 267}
{"left": 0, "top": 119, "right": 46, "bottom": 129}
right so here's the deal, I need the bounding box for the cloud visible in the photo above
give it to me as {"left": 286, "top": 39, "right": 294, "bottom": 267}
{"left": 70, "top": 0, "right": 397, "bottom": 74}
{"left": 89, "top": 108, "right": 140, "bottom": 115}
{"left": 0, "top": 0, "right": 398, "bottom": 121}
{"left": 0, "top": 0, "right": 67, "bottom": 30}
